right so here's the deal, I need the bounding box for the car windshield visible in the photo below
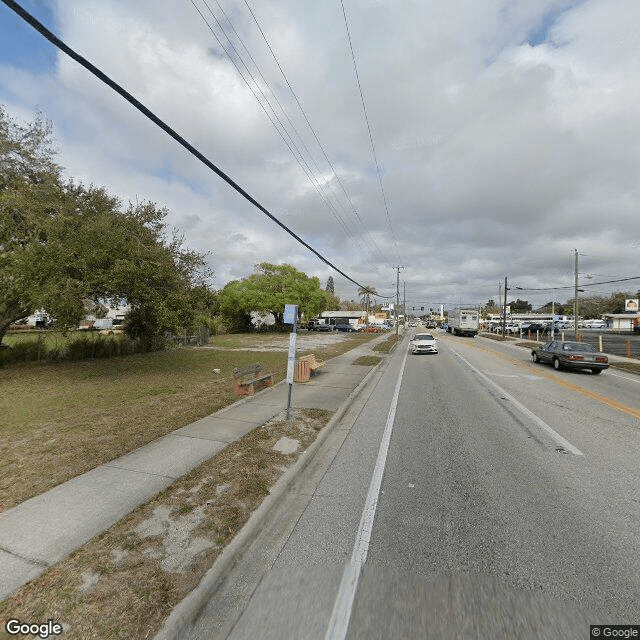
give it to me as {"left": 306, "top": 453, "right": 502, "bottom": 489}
{"left": 414, "top": 334, "right": 434, "bottom": 340}
{"left": 562, "top": 342, "right": 596, "bottom": 352}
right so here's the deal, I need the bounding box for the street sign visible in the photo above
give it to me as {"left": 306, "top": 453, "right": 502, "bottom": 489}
{"left": 284, "top": 304, "right": 298, "bottom": 325}
{"left": 284, "top": 304, "right": 299, "bottom": 420}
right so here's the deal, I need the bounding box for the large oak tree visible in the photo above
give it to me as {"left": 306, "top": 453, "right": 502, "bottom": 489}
{"left": 217, "top": 263, "right": 329, "bottom": 332}
{"left": 0, "top": 107, "right": 211, "bottom": 345}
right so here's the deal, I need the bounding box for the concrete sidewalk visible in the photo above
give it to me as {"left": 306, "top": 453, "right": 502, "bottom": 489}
{"left": 0, "top": 335, "right": 390, "bottom": 600}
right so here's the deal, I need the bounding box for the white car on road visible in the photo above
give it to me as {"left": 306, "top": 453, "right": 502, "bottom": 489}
{"left": 409, "top": 333, "right": 438, "bottom": 354}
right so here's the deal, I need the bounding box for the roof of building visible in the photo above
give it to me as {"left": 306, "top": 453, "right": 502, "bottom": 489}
{"left": 602, "top": 313, "right": 640, "bottom": 318}
{"left": 320, "top": 311, "right": 367, "bottom": 319}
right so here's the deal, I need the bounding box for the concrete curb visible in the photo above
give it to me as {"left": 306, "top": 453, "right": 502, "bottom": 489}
{"left": 152, "top": 359, "right": 382, "bottom": 640}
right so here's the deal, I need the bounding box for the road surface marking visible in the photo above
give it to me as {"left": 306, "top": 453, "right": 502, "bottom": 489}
{"left": 482, "top": 371, "right": 543, "bottom": 380}
{"left": 544, "top": 374, "right": 640, "bottom": 421}
{"left": 608, "top": 371, "right": 640, "bottom": 385}
{"left": 453, "top": 339, "right": 640, "bottom": 422}
{"left": 324, "top": 347, "right": 409, "bottom": 640}
{"left": 452, "top": 348, "right": 584, "bottom": 456}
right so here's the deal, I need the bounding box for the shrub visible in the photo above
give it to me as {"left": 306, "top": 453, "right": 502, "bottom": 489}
{"left": 0, "top": 332, "right": 154, "bottom": 366}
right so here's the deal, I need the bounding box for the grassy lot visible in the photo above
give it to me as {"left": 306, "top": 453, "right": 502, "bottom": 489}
{"left": 0, "top": 408, "right": 332, "bottom": 640}
{"left": 0, "top": 331, "right": 381, "bottom": 638}
{"left": 0, "top": 332, "right": 376, "bottom": 511}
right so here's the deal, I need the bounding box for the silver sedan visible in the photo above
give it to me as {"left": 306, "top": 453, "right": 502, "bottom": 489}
{"left": 531, "top": 340, "right": 609, "bottom": 374}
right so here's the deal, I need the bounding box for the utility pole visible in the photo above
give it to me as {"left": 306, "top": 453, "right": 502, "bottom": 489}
{"left": 393, "top": 266, "right": 405, "bottom": 338}
{"left": 403, "top": 282, "right": 406, "bottom": 327}
{"left": 574, "top": 248, "right": 579, "bottom": 340}
{"left": 502, "top": 276, "right": 508, "bottom": 338}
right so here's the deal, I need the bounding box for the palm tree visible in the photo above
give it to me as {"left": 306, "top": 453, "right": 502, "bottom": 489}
{"left": 358, "top": 286, "right": 378, "bottom": 316}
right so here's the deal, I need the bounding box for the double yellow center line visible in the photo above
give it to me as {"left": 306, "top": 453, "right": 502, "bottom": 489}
{"left": 442, "top": 334, "right": 640, "bottom": 422}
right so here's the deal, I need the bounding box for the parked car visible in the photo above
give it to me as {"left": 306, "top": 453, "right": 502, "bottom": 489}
{"left": 308, "top": 321, "right": 334, "bottom": 332}
{"left": 523, "top": 322, "right": 549, "bottom": 335}
{"left": 531, "top": 340, "right": 609, "bottom": 374}
{"left": 363, "top": 325, "right": 381, "bottom": 333}
{"left": 409, "top": 333, "right": 438, "bottom": 354}
{"left": 334, "top": 324, "right": 356, "bottom": 332}
{"left": 492, "top": 324, "right": 519, "bottom": 334}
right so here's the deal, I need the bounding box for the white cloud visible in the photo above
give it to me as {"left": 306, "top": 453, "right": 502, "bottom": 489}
{"left": 1, "top": 0, "right": 639, "bottom": 306}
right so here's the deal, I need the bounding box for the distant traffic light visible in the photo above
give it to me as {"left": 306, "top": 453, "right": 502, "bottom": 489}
{"left": 421, "top": 306, "right": 424, "bottom": 310}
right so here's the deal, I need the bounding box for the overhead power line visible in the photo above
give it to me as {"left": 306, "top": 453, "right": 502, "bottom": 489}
{"left": 190, "top": 0, "right": 367, "bottom": 255}
{"left": 340, "top": 0, "right": 400, "bottom": 263}
{"left": 243, "top": 0, "right": 389, "bottom": 265}
{"left": 514, "top": 275, "right": 640, "bottom": 292}
{"left": 2, "top": 0, "right": 372, "bottom": 290}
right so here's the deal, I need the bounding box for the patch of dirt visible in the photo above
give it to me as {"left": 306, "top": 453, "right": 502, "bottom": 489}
{"left": 0, "top": 408, "right": 333, "bottom": 640}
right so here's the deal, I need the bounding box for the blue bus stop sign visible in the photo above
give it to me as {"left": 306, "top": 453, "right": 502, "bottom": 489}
{"left": 284, "top": 304, "right": 298, "bottom": 325}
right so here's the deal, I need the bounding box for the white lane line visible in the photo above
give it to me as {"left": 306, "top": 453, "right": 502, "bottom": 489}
{"left": 452, "top": 348, "right": 584, "bottom": 456}
{"left": 324, "top": 348, "right": 409, "bottom": 640}
{"left": 608, "top": 371, "right": 640, "bottom": 385}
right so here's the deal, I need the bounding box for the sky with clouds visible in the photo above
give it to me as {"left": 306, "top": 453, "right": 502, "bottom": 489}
{"left": 1, "top": 0, "right": 639, "bottom": 310}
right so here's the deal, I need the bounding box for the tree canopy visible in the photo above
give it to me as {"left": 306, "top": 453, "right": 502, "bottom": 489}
{"left": 508, "top": 298, "right": 532, "bottom": 313}
{"left": 325, "top": 276, "right": 335, "bottom": 294}
{"left": 357, "top": 285, "right": 378, "bottom": 314}
{"left": 0, "top": 107, "right": 212, "bottom": 345}
{"left": 217, "top": 263, "right": 330, "bottom": 331}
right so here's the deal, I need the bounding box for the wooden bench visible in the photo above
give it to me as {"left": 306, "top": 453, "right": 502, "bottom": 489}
{"left": 298, "top": 353, "right": 325, "bottom": 376}
{"left": 231, "top": 363, "right": 274, "bottom": 396}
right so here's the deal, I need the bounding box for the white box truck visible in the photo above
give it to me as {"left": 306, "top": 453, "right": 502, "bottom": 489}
{"left": 93, "top": 318, "right": 113, "bottom": 330}
{"left": 448, "top": 308, "right": 479, "bottom": 337}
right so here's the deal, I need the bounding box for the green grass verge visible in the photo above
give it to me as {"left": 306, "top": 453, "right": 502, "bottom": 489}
{"left": 373, "top": 334, "right": 400, "bottom": 353}
{"left": 0, "top": 332, "right": 376, "bottom": 511}
{"left": 353, "top": 355, "right": 382, "bottom": 366}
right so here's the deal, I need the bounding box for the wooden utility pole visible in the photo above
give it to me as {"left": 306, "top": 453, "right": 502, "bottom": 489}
{"left": 574, "top": 249, "right": 579, "bottom": 340}
{"left": 403, "top": 281, "right": 406, "bottom": 328}
{"left": 502, "top": 276, "right": 508, "bottom": 338}
{"left": 393, "top": 266, "right": 405, "bottom": 337}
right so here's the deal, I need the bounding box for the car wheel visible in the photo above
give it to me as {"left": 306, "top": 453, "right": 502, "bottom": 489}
{"left": 591, "top": 368, "right": 602, "bottom": 375}
{"left": 552, "top": 357, "right": 561, "bottom": 370}
{"left": 532, "top": 352, "right": 540, "bottom": 363}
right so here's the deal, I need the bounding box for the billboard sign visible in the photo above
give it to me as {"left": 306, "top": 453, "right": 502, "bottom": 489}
{"left": 625, "top": 299, "right": 639, "bottom": 312}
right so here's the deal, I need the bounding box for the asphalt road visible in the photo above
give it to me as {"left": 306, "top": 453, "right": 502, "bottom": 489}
{"left": 500, "top": 329, "right": 640, "bottom": 359}
{"left": 184, "top": 330, "right": 640, "bottom": 640}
